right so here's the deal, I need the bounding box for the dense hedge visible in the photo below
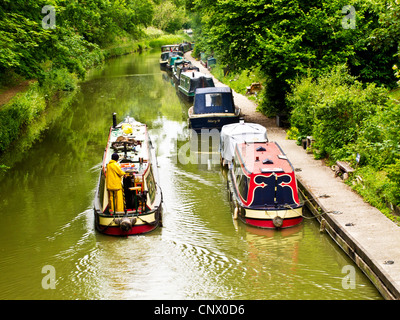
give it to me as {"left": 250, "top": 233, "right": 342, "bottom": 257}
{"left": 287, "top": 65, "right": 400, "bottom": 212}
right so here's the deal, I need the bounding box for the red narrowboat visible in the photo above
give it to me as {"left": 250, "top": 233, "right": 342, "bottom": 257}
{"left": 227, "top": 141, "right": 303, "bottom": 229}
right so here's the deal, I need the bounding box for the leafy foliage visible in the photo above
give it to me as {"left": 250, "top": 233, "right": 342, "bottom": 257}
{"left": 193, "top": 0, "right": 399, "bottom": 115}
{"left": 0, "top": 0, "right": 159, "bottom": 82}
{"left": 287, "top": 65, "right": 400, "bottom": 206}
{"left": 152, "top": 0, "right": 189, "bottom": 33}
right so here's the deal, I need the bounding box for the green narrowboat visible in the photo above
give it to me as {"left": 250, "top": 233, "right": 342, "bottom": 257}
{"left": 178, "top": 71, "right": 215, "bottom": 101}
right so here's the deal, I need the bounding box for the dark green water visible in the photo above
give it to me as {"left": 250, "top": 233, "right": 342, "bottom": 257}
{"left": 0, "top": 50, "right": 382, "bottom": 299}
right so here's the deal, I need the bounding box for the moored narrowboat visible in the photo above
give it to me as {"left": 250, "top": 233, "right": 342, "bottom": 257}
{"left": 160, "top": 50, "right": 183, "bottom": 68}
{"left": 173, "top": 61, "right": 199, "bottom": 83}
{"left": 220, "top": 121, "right": 268, "bottom": 167}
{"left": 188, "top": 87, "right": 241, "bottom": 131}
{"left": 178, "top": 71, "right": 214, "bottom": 101}
{"left": 227, "top": 141, "right": 303, "bottom": 229}
{"left": 167, "top": 55, "right": 184, "bottom": 71}
{"left": 93, "top": 114, "right": 163, "bottom": 236}
{"left": 161, "top": 44, "right": 180, "bottom": 52}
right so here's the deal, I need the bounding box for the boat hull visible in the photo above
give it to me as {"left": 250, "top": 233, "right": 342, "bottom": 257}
{"left": 94, "top": 209, "right": 162, "bottom": 236}
{"left": 177, "top": 87, "right": 194, "bottom": 101}
{"left": 227, "top": 173, "right": 303, "bottom": 229}
{"left": 189, "top": 114, "right": 240, "bottom": 131}
{"left": 237, "top": 206, "right": 303, "bottom": 229}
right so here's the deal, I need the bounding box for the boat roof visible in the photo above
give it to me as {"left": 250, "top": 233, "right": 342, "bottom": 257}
{"left": 221, "top": 122, "right": 267, "bottom": 138}
{"left": 235, "top": 142, "right": 294, "bottom": 174}
{"left": 221, "top": 122, "right": 268, "bottom": 163}
{"left": 181, "top": 71, "right": 212, "bottom": 79}
{"left": 193, "top": 86, "right": 235, "bottom": 114}
{"left": 195, "top": 87, "right": 232, "bottom": 95}
{"left": 103, "top": 116, "right": 150, "bottom": 174}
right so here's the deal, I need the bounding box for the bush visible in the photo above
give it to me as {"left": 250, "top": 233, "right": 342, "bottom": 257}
{"left": 0, "top": 82, "right": 46, "bottom": 154}
{"left": 287, "top": 64, "right": 400, "bottom": 218}
{"left": 287, "top": 65, "right": 391, "bottom": 162}
{"left": 40, "top": 68, "right": 78, "bottom": 93}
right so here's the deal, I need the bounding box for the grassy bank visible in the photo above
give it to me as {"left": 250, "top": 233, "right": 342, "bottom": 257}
{"left": 205, "top": 62, "right": 265, "bottom": 106}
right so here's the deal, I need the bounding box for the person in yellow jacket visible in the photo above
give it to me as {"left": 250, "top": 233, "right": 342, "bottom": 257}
{"left": 106, "top": 153, "right": 126, "bottom": 214}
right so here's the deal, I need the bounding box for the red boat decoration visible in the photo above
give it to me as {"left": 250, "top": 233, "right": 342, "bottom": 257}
{"left": 227, "top": 140, "right": 303, "bottom": 229}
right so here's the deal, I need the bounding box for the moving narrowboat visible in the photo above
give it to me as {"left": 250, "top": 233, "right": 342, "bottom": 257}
{"left": 188, "top": 87, "right": 241, "bottom": 131}
{"left": 220, "top": 121, "right": 268, "bottom": 166}
{"left": 227, "top": 141, "right": 303, "bottom": 229}
{"left": 93, "top": 114, "right": 163, "bottom": 236}
{"left": 178, "top": 71, "right": 214, "bottom": 101}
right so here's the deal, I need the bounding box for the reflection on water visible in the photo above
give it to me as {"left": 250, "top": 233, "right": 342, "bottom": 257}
{"left": 0, "top": 50, "right": 382, "bottom": 300}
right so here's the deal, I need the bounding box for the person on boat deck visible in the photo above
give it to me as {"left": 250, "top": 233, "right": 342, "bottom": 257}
{"left": 106, "top": 153, "right": 126, "bottom": 214}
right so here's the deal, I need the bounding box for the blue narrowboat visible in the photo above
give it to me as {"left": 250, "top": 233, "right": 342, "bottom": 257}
{"left": 188, "top": 87, "right": 241, "bottom": 131}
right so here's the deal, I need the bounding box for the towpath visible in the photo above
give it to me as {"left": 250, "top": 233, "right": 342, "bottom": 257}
{"left": 0, "top": 80, "right": 34, "bottom": 107}
{"left": 185, "top": 51, "right": 400, "bottom": 299}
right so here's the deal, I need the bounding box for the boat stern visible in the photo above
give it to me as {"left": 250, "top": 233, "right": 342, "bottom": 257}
{"left": 238, "top": 206, "right": 304, "bottom": 229}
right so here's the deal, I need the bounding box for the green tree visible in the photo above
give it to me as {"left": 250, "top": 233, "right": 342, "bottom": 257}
{"left": 152, "top": 0, "right": 188, "bottom": 33}
{"left": 0, "top": 0, "right": 52, "bottom": 79}
{"left": 193, "top": 0, "right": 398, "bottom": 115}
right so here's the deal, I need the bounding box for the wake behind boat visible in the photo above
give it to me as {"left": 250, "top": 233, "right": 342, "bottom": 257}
{"left": 93, "top": 114, "right": 162, "bottom": 236}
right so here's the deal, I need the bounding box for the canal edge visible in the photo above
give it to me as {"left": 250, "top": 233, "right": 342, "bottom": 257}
{"left": 297, "top": 177, "right": 400, "bottom": 300}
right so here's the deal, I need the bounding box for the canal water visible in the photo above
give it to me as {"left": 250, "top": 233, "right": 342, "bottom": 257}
{"left": 0, "top": 50, "right": 382, "bottom": 300}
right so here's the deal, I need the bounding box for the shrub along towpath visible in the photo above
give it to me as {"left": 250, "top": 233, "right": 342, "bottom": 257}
{"left": 185, "top": 51, "right": 400, "bottom": 300}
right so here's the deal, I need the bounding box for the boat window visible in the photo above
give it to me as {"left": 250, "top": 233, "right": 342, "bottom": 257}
{"left": 205, "top": 93, "right": 222, "bottom": 107}
{"left": 235, "top": 165, "right": 249, "bottom": 201}
{"left": 145, "top": 166, "right": 156, "bottom": 204}
{"left": 239, "top": 175, "right": 249, "bottom": 201}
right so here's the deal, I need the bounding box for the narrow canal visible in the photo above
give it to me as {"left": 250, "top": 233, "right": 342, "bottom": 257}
{"left": 0, "top": 50, "right": 382, "bottom": 300}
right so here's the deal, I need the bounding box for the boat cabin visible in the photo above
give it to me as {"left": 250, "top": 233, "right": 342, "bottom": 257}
{"left": 188, "top": 87, "right": 241, "bottom": 131}
{"left": 167, "top": 55, "right": 184, "bottom": 70}
{"left": 161, "top": 44, "right": 180, "bottom": 52}
{"left": 174, "top": 61, "right": 199, "bottom": 83}
{"left": 232, "top": 141, "right": 301, "bottom": 210}
{"left": 193, "top": 87, "right": 236, "bottom": 114}
{"left": 220, "top": 121, "right": 268, "bottom": 166}
{"left": 160, "top": 51, "right": 183, "bottom": 67}
{"left": 178, "top": 71, "right": 214, "bottom": 99}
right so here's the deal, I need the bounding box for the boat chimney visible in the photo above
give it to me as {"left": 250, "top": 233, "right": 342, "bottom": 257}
{"left": 112, "top": 113, "right": 117, "bottom": 128}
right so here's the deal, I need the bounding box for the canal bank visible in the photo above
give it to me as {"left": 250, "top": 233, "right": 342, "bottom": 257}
{"left": 184, "top": 51, "right": 400, "bottom": 300}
